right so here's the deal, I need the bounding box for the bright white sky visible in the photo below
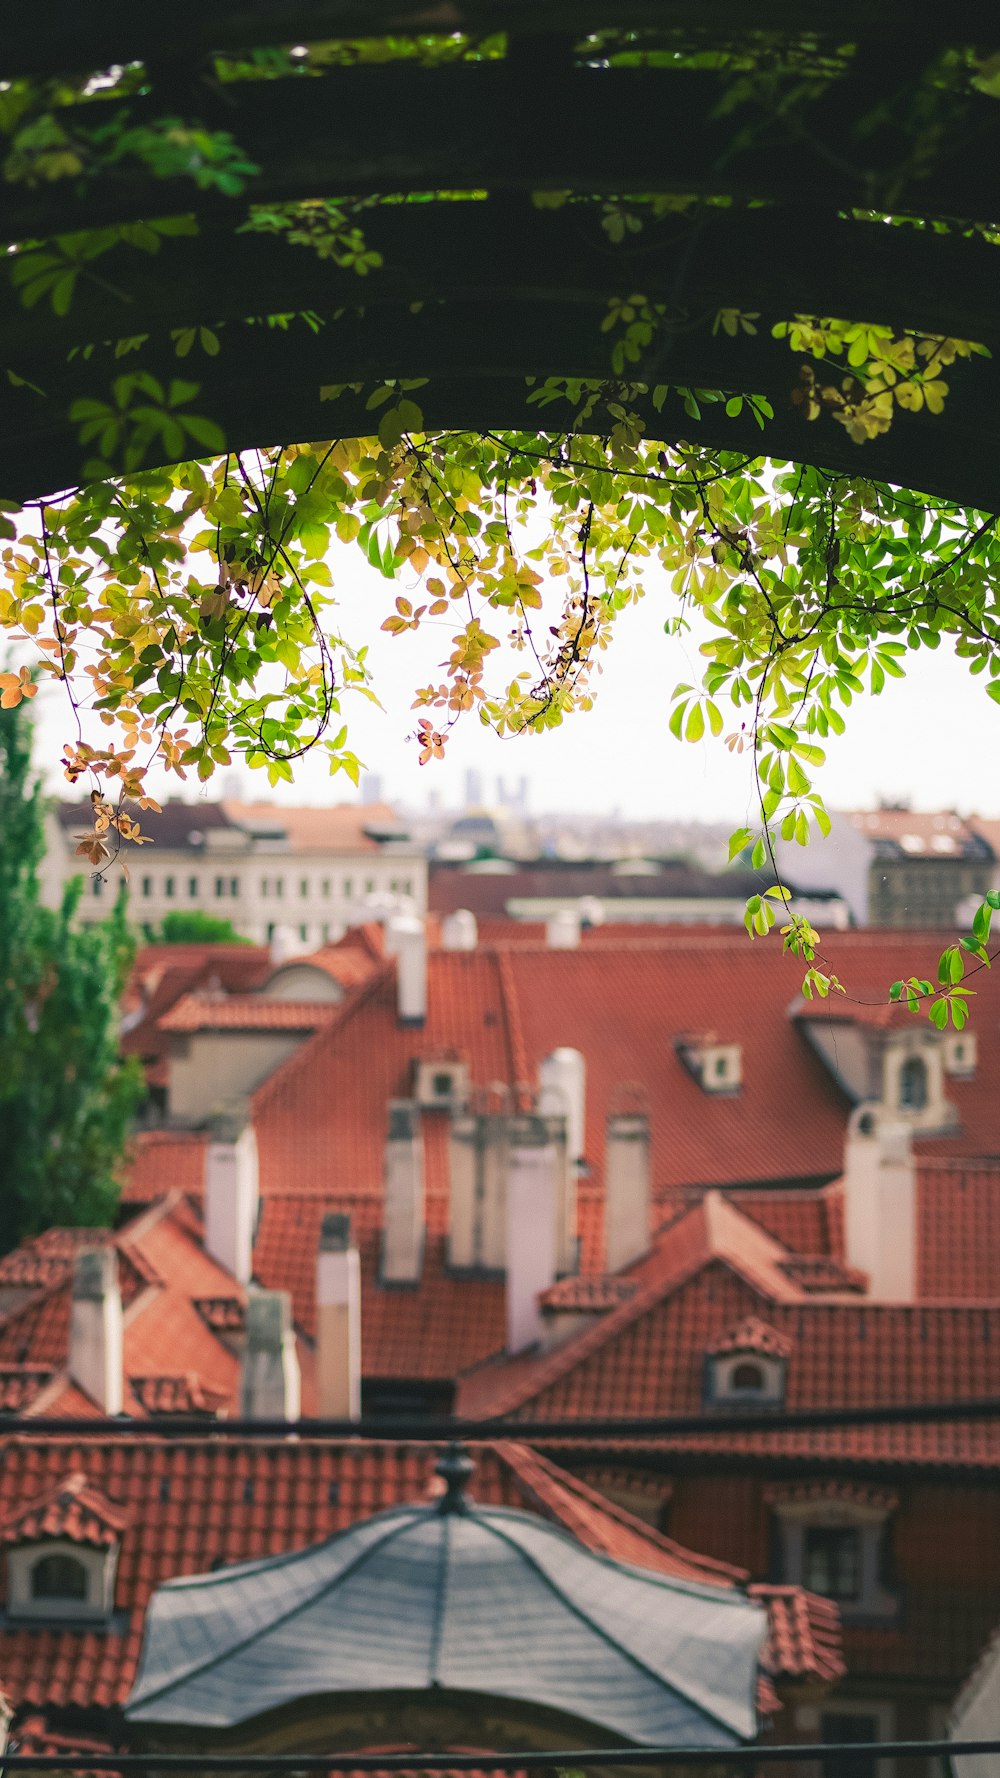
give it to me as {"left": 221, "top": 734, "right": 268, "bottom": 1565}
{"left": 30, "top": 537, "right": 1000, "bottom": 825}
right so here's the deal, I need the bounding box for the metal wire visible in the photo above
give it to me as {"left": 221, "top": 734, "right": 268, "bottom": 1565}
{"left": 0, "top": 1741, "right": 995, "bottom": 1769}
{"left": 1, "top": 1397, "right": 998, "bottom": 1439}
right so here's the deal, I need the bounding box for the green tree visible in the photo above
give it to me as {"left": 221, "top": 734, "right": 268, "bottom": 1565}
{"left": 154, "top": 909, "right": 250, "bottom": 944}
{"left": 0, "top": 700, "right": 142, "bottom": 1249}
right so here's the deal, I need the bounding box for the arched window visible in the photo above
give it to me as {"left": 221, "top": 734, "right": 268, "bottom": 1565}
{"left": 899, "top": 1055, "right": 928, "bottom": 1111}
{"left": 731, "top": 1361, "right": 766, "bottom": 1391}
{"left": 31, "top": 1553, "right": 88, "bottom": 1601}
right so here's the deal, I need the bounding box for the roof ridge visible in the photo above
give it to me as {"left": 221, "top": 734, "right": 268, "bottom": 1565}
{"left": 498, "top": 1441, "right": 747, "bottom": 1585}
{"left": 459, "top": 1199, "right": 718, "bottom": 1417}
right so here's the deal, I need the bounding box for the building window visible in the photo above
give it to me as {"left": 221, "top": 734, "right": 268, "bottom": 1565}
{"left": 164, "top": 877, "right": 175, "bottom": 899}
{"left": 365, "top": 878, "right": 374, "bottom": 895}
{"left": 400, "top": 879, "right": 412, "bottom": 897}
{"left": 731, "top": 1360, "right": 766, "bottom": 1392}
{"left": 321, "top": 879, "right": 331, "bottom": 898}
{"left": 260, "top": 878, "right": 268, "bottom": 898}
{"left": 820, "top": 1713, "right": 882, "bottom": 1778}
{"left": 899, "top": 1054, "right": 928, "bottom": 1110}
{"left": 343, "top": 878, "right": 353, "bottom": 898}
{"left": 142, "top": 876, "right": 153, "bottom": 898}
{"left": 300, "top": 877, "right": 309, "bottom": 899}
{"left": 215, "top": 876, "right": 225, "bottom": 897}
{"left": 803, "top": 1525, "right": 862, "bottom": 1601}
{"left": 275, "top": 878, "right": 284, "bottom": 898}
{"left": 188, "top": 876, "right": 199, "bottom": 898}
{"left": 230, "top": 876, "right": 239, "bottom": 898}
{"left": 31, "top": 1553, "right": 88, "bottom": 1601}
{"left": 299, "top": 924, "right": 309, "bottom": 943}
{"left": 91, "top": 876, "right": 103, "bottom": 896}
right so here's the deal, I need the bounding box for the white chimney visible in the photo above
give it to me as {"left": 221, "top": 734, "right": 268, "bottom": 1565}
{"left": 441, "top": 908, "right": 478, "bottom": 951}
{"left": 316, "top": 1213, "right": 361, "bottom": 1418}
{"left": 383, "top": 1101, "right": 424, "bottom": 1283}
{"left": 241, "top": 1290, "right": 301, "bottom": 1420}
{"left": 389, "top": 913, "right": 426, "bottom": 1025}
{"left": 538, "top": 1047, "right": 586, "bottom": 1166}
{"left": 449, "top": 1112, "right": 508, "bottom": 1270}
{"left": 269, "top": 924, "right": 300, "bottom": 967}
{"left": 204, "top": 1123, "right": 258, "bottom": 1284}
{"left": 605, "top": 1110, "right": 651, "bottom": 1273}
{"left": 505, "top": 1114, "right": 559, "bottom": 1353}
{"left": 69, "top": 1248, "right": 123, "bottom": 1415}
{"left": 842, "top": 1104, "right": 916, "bottom": 1301}
{"left": 547, "top": 907, "right": 581, "bottom": 949}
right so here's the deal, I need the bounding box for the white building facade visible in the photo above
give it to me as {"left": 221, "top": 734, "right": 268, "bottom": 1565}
{"left": 44, "top": 798, "right": 427, "bottom": 948}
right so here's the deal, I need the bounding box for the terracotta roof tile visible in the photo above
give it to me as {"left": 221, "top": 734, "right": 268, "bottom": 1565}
{"left": 0, "top": 1470, "right": 130, "bottom": 1546}
{"left": 762, "top": 1479, "right": 899, "bottom": 1512}
{"left": 121, "top": 1130, "right": 207, "bottom": 1203}
{"left": 540, "top": 1275, "right": 637, "bottom": 1311}
{"left": 708, "top": 1316, "right": 794, "bottom": 1359}
{"left": 0, "top": 1368, "right": 53, "bottom": 1411}
{"left": 750, "top": 1585, "right": 847, "bottom": 1687}
{"left": 129, "top": 1374, "right": 231, "bottom": 1415}
{"left": 159, "top": 993, "right": 338, "bottom": 1032}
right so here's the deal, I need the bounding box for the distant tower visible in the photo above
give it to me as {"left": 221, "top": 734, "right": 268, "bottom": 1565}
{"left": 464, "top": 769, "right": 483, "bottom": 808}
{"left": 361, "top": 773, "right": 383, "bottom": 806}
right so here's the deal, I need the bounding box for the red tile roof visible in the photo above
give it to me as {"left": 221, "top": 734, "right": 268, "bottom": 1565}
{"left": 0, "top": 1470, "right": 130, "bottom": 1547}
{"left": 223, "top": 800, "right": 407, "bottom": 853}
{"left": 708, "top": 1317, "right": 794, "bottom": 1359}
{"left": 456, "top": 1195, "right": 1000, "bottom": 1464}
{"left": 0, "top": 1200, "right": 243, "bottom": 1419}
{"left": 763, "top": 1479, "right": 899, "bottom": 1512}
{"left": 129, "top": 1375, "right": 231, "bottom": 1416}
{"left": 0, "top": 1436, "right": 835, "bottom": 1719}
{"left": 749, "top": 1586, "right": 847, "bottom": 1687}
{"left": 0, "top": 1369, "right": 54, "bottom": 1412}
{"left": 120, "top": 1130, "right": 208, "bottom": 1204}
{"left": 158, "top": 993, "right": 338, "bottom": 1032}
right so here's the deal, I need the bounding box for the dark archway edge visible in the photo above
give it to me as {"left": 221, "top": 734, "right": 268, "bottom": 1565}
{"left": 5, "top": 303, "right": 999, "bottom": 508}
{"left": 9, "top": 64, "right": 1000, "bottom": 244}
{"left": 3, "top": 0, "right": 998, "bottom": 79}
{"left": 5, "top": 204, "right": 1000, "bottom": 361}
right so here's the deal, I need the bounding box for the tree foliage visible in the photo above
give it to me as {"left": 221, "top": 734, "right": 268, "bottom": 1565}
{"left": 0, "top": 701, "right": 142, "bottom": 1249}
{"left": 154, "top": 910, "right": 250, "bottom": 944}
{"left": 3, "top": 27, "right": 1000, "bottom": 1027}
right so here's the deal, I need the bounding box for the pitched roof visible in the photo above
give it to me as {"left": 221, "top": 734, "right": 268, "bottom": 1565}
{"left": 0, "top": 1438, "right": 830, "bottom": 1720}
{"left": 223, "top": 800, "right": 410, "bottom": 853}
{"left": 0, "top": 1469, "right": 130, "bottom": 1546}
{"left": 455, "top": 1197, "right": 1000, "bottom": 1464}
{"left": 708, "top": 1317, "right": 794, "bottom": 1359}
{"left": 0, "top": 1199, "right": 244, "bottom": 1420}
{"left": 158, "top": 994, "right": 338, "bottom": 1032}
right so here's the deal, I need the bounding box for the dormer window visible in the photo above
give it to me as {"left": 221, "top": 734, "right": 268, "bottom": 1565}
{"left": 705, "top": 1317, "right": 791, "bottom": 1409}
{"left": 767, "top": 1481, "right": 898, "bottom": 1622}
{"left": 1, "top": 1471, "right": 126, "bottom": 1623}
{"left": 676, "top": 1038, "right": 743, "bottom": 1095}
{"left": 899, "top": 1055, "right": 927, "bottom": 1111}
{"left": 31, "top": 1552, "right": 88, "bottom": 1601}
{"left": 413, "top": 1057, "right": 469, "bottom": 1110}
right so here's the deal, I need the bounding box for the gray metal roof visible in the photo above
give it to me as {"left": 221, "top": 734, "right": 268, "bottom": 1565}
{"left": 125, "top": 1462, "right": 765, "bottom": 1749}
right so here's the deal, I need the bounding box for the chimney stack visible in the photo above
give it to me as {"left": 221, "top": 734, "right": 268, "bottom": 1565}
{"left": 546, "top": 907, "right": 581, "bottom": 950}
{"left": 204, "top": 1120, "right": 258, "bottom": 1284}
{"left": 842, "top": 1104, "right": 916, "bottom": 1300}
{"left": 316, "top": 1213, "right": 361, "bottom": 1418}
{"left": 441, "top": 909, "right": 478, "bottom": 952}
{"left": 604, "top": 1110, "right": 651, "bottom": 1274}
{"left": 69, "top": 1248, "right": 123, "bottom": 1415}
{"left": 449, "top": 1112, "right": 508, "bottom": 1270}
{"left": 505, "top": 1115, "right": 559, "bottom": 1353}
{"left": 389, "top": 914, "right": 426, "bottom": 1025}
{"left": 383, "top": 1101, "right": 424, "bottom": 1283}
{"left": 241, "top": 1290, "right": 301, "bottom": 1420}
{"left": 538, "top": 1047, "right": 586, "bottom": 1167}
